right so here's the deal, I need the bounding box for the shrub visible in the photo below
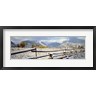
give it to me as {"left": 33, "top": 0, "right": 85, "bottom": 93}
{"left": 38, "top": 45, "right": 47, "bottom": 48}
{"left": 31, "top": 44, "right": 47, "bottom": 48}
{"left": 19, "top": 42, "right": 26, "bottom": 48}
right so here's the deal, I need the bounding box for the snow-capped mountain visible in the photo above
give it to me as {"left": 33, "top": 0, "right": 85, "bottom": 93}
{"left": 59, "top": 41, "right": 85, "bottom": 49}
{"left": 38, "top": 41, "right": 47, "bottom": 47}
{"left": 68, "top": 37, "right": 85, "bottom": 44}
{"left": 47, "top": 42, "right": 61, "bottom": 47}
{"left": 11, "top": 38, "right": 85, "bottom": 48}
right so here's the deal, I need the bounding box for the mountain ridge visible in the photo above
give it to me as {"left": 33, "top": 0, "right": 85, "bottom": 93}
{"left": 11, "top": 39, "right": 85, "bottom": 48}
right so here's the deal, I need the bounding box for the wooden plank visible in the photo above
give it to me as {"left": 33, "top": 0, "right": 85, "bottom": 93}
{"left": 11, "top": 48, "right": 36, "bottom": 55}
{"left": 11, "top": 48, "right": 66, "bottom": 55}
{"left": 31, "top": 49, "right": 66, "bottom": 52}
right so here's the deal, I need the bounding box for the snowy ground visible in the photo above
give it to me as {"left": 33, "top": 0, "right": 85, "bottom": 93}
{"left": 11, "top": 48, "right": 85, "bottom": 59}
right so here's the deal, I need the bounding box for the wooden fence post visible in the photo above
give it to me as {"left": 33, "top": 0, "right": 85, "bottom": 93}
{"left": 35, "top": 48, "right": 37, "bottom": 59}
{"left": 49, "top": 53, "right": 53, "bottom": 59}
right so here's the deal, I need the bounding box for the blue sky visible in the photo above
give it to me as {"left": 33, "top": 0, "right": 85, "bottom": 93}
{"left": 11, "top": 36, "right": 85, "bottom": 44}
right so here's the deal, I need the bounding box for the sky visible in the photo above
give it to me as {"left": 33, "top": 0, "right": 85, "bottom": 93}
{"left": 11, "top": 36, "right": 85, "bottom": 44}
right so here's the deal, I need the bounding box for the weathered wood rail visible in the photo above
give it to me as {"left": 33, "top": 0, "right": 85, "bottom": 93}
{"left": 11, "top": 48, "right": 36, "bottom": 55}
{"left": 11, "top": 48, "right": 84, "bottom": 59}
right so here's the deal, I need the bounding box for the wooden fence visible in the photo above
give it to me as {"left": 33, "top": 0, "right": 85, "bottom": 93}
{"left": 11, "top": 48, "right": 84, "bottom": 59}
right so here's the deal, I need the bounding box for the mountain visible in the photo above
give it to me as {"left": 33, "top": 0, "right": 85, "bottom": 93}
{"left": 59, "top": 41, "right": 85, "bottom": 49}
{"left": 68, "top": 37, "right": 85, "bottom": 44}
{"left": 58, "top": 37, "right": 85, "bottom": 48}
{"left": 47, "top": 42, "right": 61, "bottom": 48}
{"left": 12, "top": 37, "right": 85, "bottom": 48}
{"left": 38, "top": 41, "right": 47, "bottom": 47}
{"left": 11, "top": 41, "right": 17, "bottom": 47}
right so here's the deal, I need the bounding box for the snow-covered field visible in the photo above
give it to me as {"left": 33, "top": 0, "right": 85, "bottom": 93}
{"left": 11, "top": 48, "right": 85, "bottom": 59}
